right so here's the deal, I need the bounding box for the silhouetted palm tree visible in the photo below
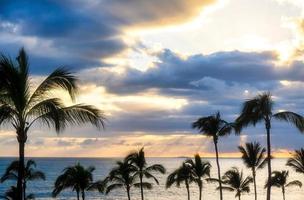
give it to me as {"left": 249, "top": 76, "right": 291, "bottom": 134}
{"left": 235, "top": 92, "right": 304, "bottom": 200}
{"left": 104, "top": 158, "right": 138, "bottom": 200}
{"left": 192, "top": 112, "right": 234, "bottom": 200}
{"left": 185, "top": 154, "right": 211, "bottom": 200}
{"left": 166, "top": 161, "right": 195, "bottom": 200}
{"left": 0, "top": 159, "right": 45, "bottom": 199}
{"left": 286, "top": 148, "right": 304, "bottom": 174}
{"left": 0, "top": 48, "right": 105, "bottom": 200}
{"left": 265, "top": 170, "right": 302, "bottom": 200}
{"left": 52, "top": 163, "right": 95, "bottom": 200}
{"left": 0, "top": 186, "right": 34, "bottom": 200}
{"left": 238, "top": 142, "right": 266, "bottom": 200}
{"left": 220, "top": 167, "right": 252, "bottom": 200}
{"left": 126, "top": 147, "right": 166, "bottom": 200}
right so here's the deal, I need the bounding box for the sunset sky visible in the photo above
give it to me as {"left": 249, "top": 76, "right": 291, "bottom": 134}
{"left": 1, "top": 0, "right": 304, "bottom": 157}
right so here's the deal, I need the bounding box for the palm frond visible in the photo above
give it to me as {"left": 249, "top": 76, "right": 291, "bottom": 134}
{"left": 26, "top": 98, "right": 64, "bottom": 120}
{"left": 29, "top": 67, "right": 78, "bottom": 104}
{"left": 62, "top": 104, "right": 105, "bottom": 129}
{"left": 144, "top": 171, "right": 159, "bottom": 184}
{"left": 273, "top": 111, "right": 304, "bottom": 132}
{"left": 218, "top": 186, "right": 234, "bottom": 192}
{"left": 235, "top": 92, "right": 272, "bottom": 133}
{"left": 0, "top": 104, "right": 17, "bottom": 126}
{"left": 87, "top": 180, "right": 106, "bottom": 192}
{"left": 146, "top": 164, "right": 166, "bottom": 174}
{"left": 134, "top": 182, "right": 153, "bottom": 189}
{"left": 286, "top": 180, "right": 302, "bottom": 188}
{"left": 287, "top": 148, "right": 304, "bottom": 173}
{"left": 28, "top": 171, "right": 45, "bottom": 181}
{"left": 105, "top": 183, "right": 124, "bottom": 194}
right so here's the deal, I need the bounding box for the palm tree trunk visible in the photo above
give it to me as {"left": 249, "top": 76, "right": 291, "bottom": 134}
{"left": 238, "top": 194, "right": 241, "bottom": 200}
{"left": 140, "top": 174, "right": 144, "bottom": 200}
{"left": 127, "top": 186, "right": 131, "bottom": 200}
{"left": 76, "top": 191, "right": 80, "bottom": 200}
{"left": 186, "top": 180, "right": 190, "bottom": 200}
{"left": 17, "top": 139, "right": 25, "bottom": 200}
{"left": 23, "top": 182, "right": 26, "bottom": 200}
{"left": 214, "top": 137, "right": 223, "bottom": 200}
{"left": 282, "top": 187, "right": 285, "bottom": 200}
{"left": 81, "top": 190, "right": 85, "bottom": 200}
{"left": 252, "top": 169, "right": 257, "bottom": 200}
{"left": 199, "top": 182, "right": 202, "bottom": 200}
{"left": 265, "top": 119, "right": 271, "bottom": 200}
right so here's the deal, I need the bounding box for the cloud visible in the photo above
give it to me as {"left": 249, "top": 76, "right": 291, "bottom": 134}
{"left": 0, "top": 0, "right": 218, "bottom": 74}
{"left": 102, "top": 0, "right": 216, "bottom": 27}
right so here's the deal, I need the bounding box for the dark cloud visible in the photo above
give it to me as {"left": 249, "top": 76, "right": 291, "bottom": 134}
{"left": 102, "top": 0, "right": 216, "bottom": 26}
{"left": 0, "top": 0, "right": 217, "bottom": 74}
{"left": 100, "top": 49, "right": 304, "bottom": 95}
{"left": 0, "top": 0, "right": 125, "bottom": 73}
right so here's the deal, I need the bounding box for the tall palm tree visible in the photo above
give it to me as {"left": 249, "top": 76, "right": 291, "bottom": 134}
{"left": 220, "top": 167, "right": 252, "bottom": 200}
{"left": 235, "top": 92, "right": 304, "bottom": 200}
{"left": 52, "top": 163, "right": 95, "bottom": 200}
{"left": 185, "top": 154, "right": 211, "bottom": 200}
{"left": 104, "top": 158, "right": 139, "bottom": 200}
{"left": 238, "top": 142, "right": 266, "bottom": 200}
{"left": 1, "top": 159, "right": 45, "bottom": 199}
{"left": 192, "top": 112, "right": 234, "bottom": 200}
{"left": 0, "top": 48, "right": 105, "bottom": 200}
{"left": 286, "top": 148, "right": 304, "bottom": 174}
{"left": 265, "top": 170, "right": 302, "bottom": 200}
{"left": 126, "top": 147, "right": 166, "bottom": 200}
{"left": 166, "top": 161, "right": 195, "bottom": 200}
{"left": 0, "top": 186, "right": 35, "bottom": 200}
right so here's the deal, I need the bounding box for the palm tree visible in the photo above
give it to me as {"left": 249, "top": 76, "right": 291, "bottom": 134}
{"left": 166, "top": 161, "right": 195, "bottom": 200}
{"left": 238, "top": 142, "right": 266, "bottom": 200}
{"left": 0, "top": 186, "right": 34, "bottom": 200}
{"left": 52, "top": 163, "right": 95, "bottom": 200}
{"left": 0, "top": 48, "right": 105, "bottom": 200}
{"left": 220, "top": 167, "right": 252, "bottom": 200}
{"left": 126, "top": 147, "right": 166, "bottom": 200}
{"left": 104, "top": 158, "right": 138, "bottom": 200}
{"left": 185, "top": 154, "right": 211, "bottom": 200}
{"left": 265, "top": 170, "right": 302, "bottom": 200}
{"left": 192, "top": 112, "right": 234, "bottom": 200}
{"left": 1, "top": 159, "right": 45, "bottom": 199}
{"left": 286, "top": 148, "right": 304, "bottom": 174}
{"left": 235, "top": 92, "right": 304, "bottom": 200}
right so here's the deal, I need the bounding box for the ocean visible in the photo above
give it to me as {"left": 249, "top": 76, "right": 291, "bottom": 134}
{"left": 0, "top": 157, "right": 302, "bottom": 200}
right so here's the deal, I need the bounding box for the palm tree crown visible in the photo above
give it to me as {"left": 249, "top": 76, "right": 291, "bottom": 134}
{"left": 185, "top": 154, "right": 211, "bottom": 200}
{"left": 126, "top": 147, "right": 166, "bottom": 200}
{"left": 192, "top": 112, "right": 234, "bottom": 141}
{"left": 104, "top": 158, "right": 138, "bottom": 200}
{"left": 52, "top": 163, "right": 95, "bottom": 200}
{"left": 0, "top": 48, "right": 105, "bottom": 133}
{"left": 1, "top": 159, "right": 45, "bottom": 183}
{"left": 235, "top": 92, "right": 304, "bottom": 200}
{"left": 266, "top": 170, "right": 302, "bottom": 200}
{"left": 238, "top": 142, "right": 267, "bottom": 170}
{"left": 238, "top": 142, "right": 266, "bottom": 200}
{"left": 0, "top": 159, "right": 45, "bottom": 199}
{"left": 286, "top": 148, "right": 304, "bottom": 174}
{"left": 166, "top": 161, "right": 195, "bottom": 200}
{"left": 0, "top": 48, "right": 105, "bottom": 199}
{"left": 220, "top": 167, "right": 253, "bottom": 200}
{"left": 192, "top": 112, "right": 234, "bottom": 200}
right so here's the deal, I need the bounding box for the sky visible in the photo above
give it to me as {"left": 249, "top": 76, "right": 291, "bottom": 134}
{"left": 1, "top": 0, "right": 304, "bottom": 157}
